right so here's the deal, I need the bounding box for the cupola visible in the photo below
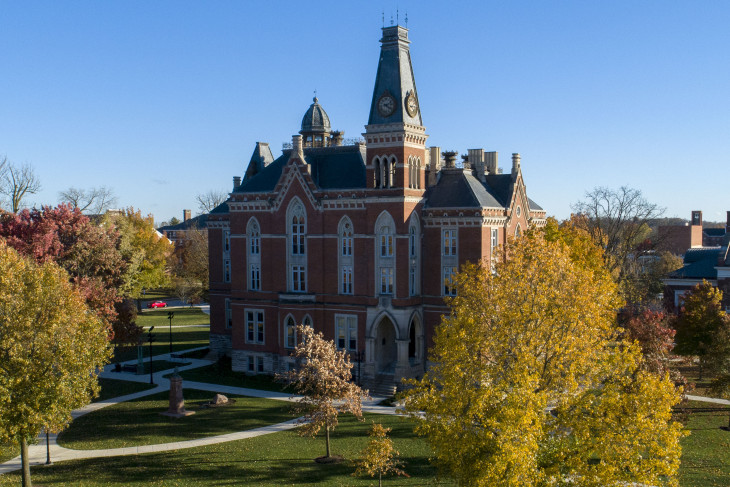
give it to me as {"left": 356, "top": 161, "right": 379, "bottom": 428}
{"left": 300, "top": 97, "right": 331, "bottom": 147}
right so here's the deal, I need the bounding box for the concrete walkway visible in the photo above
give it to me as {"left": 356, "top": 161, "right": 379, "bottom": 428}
{"left": 0, "top": 347, "right": 393, "bottom": 474}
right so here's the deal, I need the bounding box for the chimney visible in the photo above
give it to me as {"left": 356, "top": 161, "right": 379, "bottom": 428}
{"left": 331, "top": 130, "right": 344, "bottom": 147}
{"left": 443, "top": 151, "right": 458, "bottom": 168}
{"left": 183, "top": 209, "right": 191, "bottom": 222}
{"left": 511, "top": 153, "right": 521, "bottom": 177}
{"left": 690, "top": 211, "right": 703, "bottom": 248}
{"left": 291, "top": 135, "right": 304, "bottom": 158}
{"left": 233, "top": 176, "right": 241, "bottom": 189}
{"left": 485, "top": 151, "right": 498, "bottom": 175}
{"left": 468, "top": 149, "right": 486, "bottom": 181}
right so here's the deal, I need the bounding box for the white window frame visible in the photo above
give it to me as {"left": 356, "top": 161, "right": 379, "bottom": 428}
{"left": 285, "top": 315, "right": 297, "bottom": 349}
{"left": 380, "top": 267, "right": 394, "bottom": 295}
{"left": 287, "top": 200, "right": 307, "bottom": 292}
{"left": 335, "top": 314, "right": 358, "bottom": 351}
{"left": 291, "top": 265, "right": 306, "bottom": 292}
{"left": 443, "top": 229, "right": 457, "bottom": 256}
{"left": 246, "top": 309, "right": 265, "bottom": 344}
{"left": 375, "top": 212, "right": 396, "bottom": 297}
{"left": 249, "top": 264, "right": 261, "bottom": 291}
{"left": 224, "top": 259, "right": 231, "bottom": 283}
{"left": 342, "top": 265, "right": 353, "bottom": 294}
{"left": 443, "top": 266, "right": 457, "bottom": 296}
{"left": 225, "top": 298, "right": 232, "bottom": 329}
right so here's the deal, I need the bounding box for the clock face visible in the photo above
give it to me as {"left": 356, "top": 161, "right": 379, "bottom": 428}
{"left": 377, "top": 93, "right": 396, "bottom": 117}
{"left": 405, "top": 91, "right": 418, "bottom": 117}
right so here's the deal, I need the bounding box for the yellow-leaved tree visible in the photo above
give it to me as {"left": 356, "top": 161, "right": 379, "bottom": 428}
{"left": 0, "top": 241, "right": 111, "bottom": 486}
{"left": 354, "top": 422, "right": 407, "bottom": 486}
{"left": 401, "top": 225, "right": 683, "bottom": 487}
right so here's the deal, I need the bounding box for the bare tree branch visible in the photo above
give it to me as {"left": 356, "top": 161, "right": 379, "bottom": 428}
{"left": 196, "top": 190, "right": 228, "bottom": 214}
{"left": 0, "top": 161, "right": 41, "bottom": 213}
{"left": 59, "top": 186, "right": 118, "bottom": 214}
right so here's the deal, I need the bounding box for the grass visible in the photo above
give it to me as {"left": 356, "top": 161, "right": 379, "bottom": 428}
{"left": 137, "top": 307, "right": 209, "bottom": 328}
{"left": 110, "top": 360, "right": 191, "bottom": 376}
{"left": 137, "top": 288, "right": 174, "bottom": 301}
{"left": 168, "top": 361, "right": 295, "bottom": 394}
{"left": 7, "top": 413, "right": 450, "bottom": 486}
{"left": 57, "top": 389, "right": 293, "bottom": 450}
{"left": 94, "top": 378, "right": 156, "bottom": 402}
{"left": 679, "top": 401, "right": 730, "bottom": 486}
{"left": 113, "top": 324, "right": 209, "bottom": 363}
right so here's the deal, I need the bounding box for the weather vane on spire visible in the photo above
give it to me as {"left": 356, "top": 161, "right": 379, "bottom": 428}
{"left": 405, "top": 11, "right": 408, "bottom": 28}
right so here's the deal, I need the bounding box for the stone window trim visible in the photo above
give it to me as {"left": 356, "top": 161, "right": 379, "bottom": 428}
{"left": 335, "top": 314, "right": 358, "bottom": 351}
{"left": 245, "top": 309, "right": 265, "bottom": 345}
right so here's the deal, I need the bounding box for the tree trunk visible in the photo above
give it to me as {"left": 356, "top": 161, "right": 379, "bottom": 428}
{"left": 325, "top": 426, "right": 331, "bottom": 458}
{"left": 379, "top": 472, "right": 382, "bottom": 487}
{"left": 20, "top": 436, "right": 31, "bottom": 487}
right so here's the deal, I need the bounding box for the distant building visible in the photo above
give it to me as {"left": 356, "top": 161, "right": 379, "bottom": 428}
{"left": 663, "top": 211, "right": 730, "bottom": 312}
{"left": 158, "top": 210, "right": 210, "bottom": 246}
{"left": 658, "top": 210, "right": 729, "bottom": 256}
{"left": 206, "top": 26, "right": 546, "bottom": 391}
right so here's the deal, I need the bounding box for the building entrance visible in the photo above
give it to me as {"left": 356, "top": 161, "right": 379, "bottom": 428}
{"left": 374, "top": 316, "right": 397, "bottom": 374}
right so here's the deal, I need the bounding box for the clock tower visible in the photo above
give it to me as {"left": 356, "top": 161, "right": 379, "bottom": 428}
{"left": 364, "top": 25, "right": 427, "bottom": 192}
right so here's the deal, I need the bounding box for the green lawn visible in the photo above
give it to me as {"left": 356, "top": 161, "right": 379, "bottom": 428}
{"left": 679, "top": 401, "right": 730, "bottom": 486}
{"left": 7, "top": 413, "right": 449, "bottom": 486}
{"left": 95, "top": 378, "right": 156, "bottom": 403}
{"left": 169, "top": 362, "right": 294, "bottom": 393}
{"left": 137, "top": 307, "right": 209, "bottom": 328}
{"left": 58, "top": 389, "right": 292, "bottom": 450}
{"left": 113, "top": 323, "right": 209, "bottom": 363}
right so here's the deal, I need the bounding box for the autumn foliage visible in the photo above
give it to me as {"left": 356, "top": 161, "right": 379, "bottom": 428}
{"left": 278, "top": 325, "right": 367, "bottom": 460}
{"left": 402, "top": 228, "right": 683, "bottom": 487}
{"left": 354, "top": 423, "right": 407, "bottom": 486}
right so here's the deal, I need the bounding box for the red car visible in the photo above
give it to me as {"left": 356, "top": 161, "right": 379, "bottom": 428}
{"left": 147, "top": 300, "right": 167, "bottom": 309}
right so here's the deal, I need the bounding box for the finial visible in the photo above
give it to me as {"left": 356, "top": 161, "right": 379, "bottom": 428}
{"left": 382, "top": 10, "right": 384, "bottom": 28}
{"left": 390, "top": 13, "right": 393, "bottom": 26}
{"left": 397, "top": 8, "right": 399, "bottom": 25}
{"left": 405, "top": 11, "right": 408, "bottom": 27}
{"left": 313, "top": 89, "right": 318, "bottom": 103}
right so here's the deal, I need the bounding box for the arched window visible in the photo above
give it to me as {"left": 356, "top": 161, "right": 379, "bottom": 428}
{"left": 409, "top": 216, "right": 420, "bottom": 296}
{"left": 285, "top": 315, "right": 296, "bottom": 348}
{"left": 373, "top": 156, "right": 382, "bottom": 188}
{"left": 247, "top": 218, "right": 261, "bottom": 291}
{"left": 375, "top": 212, "right": 396, "bottom": 296}
{"left": 287, "top": 200, "right": 307, "bottom": 292}
{"left": 338, "top": 217, "right": 354, "bottom": 295}
{"left": 515, "top": 224, "right": 522, "bottom": 238}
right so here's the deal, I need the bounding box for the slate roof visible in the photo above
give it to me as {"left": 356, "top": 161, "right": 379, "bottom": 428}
{"left": 300, "top": 97, "right": 331, "bottom": 133}
{"left": 425, "top": 170, "right": 503, "bottom": 209}
{"left": 244, "top": 143, "right": 274, "bottom": 181}
{"left": 704, "top": 228, "right": 726, "bottom": 237}
{"left": 669, "top": 247, "right": 722, "bottom": 279}
{"left": 236, "top": 145, "right": 367, "bottom": 193}
{"left": 158, "top": 213, "right": 208, "bottom": 232}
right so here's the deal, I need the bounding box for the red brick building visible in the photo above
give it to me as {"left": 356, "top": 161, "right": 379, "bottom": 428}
{"left": 207, "top": 26, "right": 546, "bottom": 391}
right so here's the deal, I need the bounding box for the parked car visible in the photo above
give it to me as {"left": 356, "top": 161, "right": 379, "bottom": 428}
{"left": 147, "top": 300, "right": 167, "bottom": 309}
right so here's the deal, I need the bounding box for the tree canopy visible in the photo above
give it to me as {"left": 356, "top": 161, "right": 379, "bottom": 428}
{"left": 401, "top": 228, "right": 683, "bottom": 487}
{"left": 279, "top": 325, "right": 367, "bottom": 460}
{"left": 0, "top": 241, "right": 111, "bottom": 485}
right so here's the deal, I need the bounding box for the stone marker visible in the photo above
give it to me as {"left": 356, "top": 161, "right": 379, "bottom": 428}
{"left": 212, "top": 394, "right": 229, "bottom": 405}
{"left": 161, "top": 371, "right": 195, "bottom": 418}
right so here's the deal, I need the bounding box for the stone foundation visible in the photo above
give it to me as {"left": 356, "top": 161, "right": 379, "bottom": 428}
{"left": 232, "top": 351, "right": 297, "bottom": 375}
{"left": 209, "top": 333, "right": 232, "bottom": 358}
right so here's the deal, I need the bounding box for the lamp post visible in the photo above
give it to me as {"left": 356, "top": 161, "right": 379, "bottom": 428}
{"left": 45, "top": 430, "right": 51, "bottom": 465}
{"left": 168, "top": 311, "right": 175, "bottom": 357}
{"left": 147, "top": 326, "right": 155, "bottom": 384}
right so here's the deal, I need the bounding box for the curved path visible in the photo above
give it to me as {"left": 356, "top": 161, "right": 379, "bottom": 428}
{"left": 0, "top": 348, "right": 393, "bottom": 474}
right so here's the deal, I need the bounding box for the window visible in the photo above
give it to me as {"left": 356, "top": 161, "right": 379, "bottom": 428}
{"left": 247, "top": 356, "right": 254, "bottom": 372}
{"left": 223, "top": 230, "right": 230, "bottom": 253}
{"left": 515, "top": 224, "right": 522, "bottom": 238}
{"left": 409, "top": 266, "right": 416, "bottom": 296}
{"left": 291, "top": 214, "right": 305, "bottom": 254}
{"left": 287, "top": 201, "right": 307, "bottom": 292}
{"left": 409, "top": 226, "right": 417, "bottom": 257}
{"left": 291, "top": 265, "right": 306, "bottom": 292}
{"left": 257, "top": 357, "right": 264, "bottom": 373}
{"left": 516, "top": 206, "right": 522, "bottom": 217}
{"left": 224, "top": 259, "right": 231, "bottom": 283}
{"left": 342, "top": 266, "right": 353, "bottom": 294}
{"left": 443, "top": 229, "right": 457, "bottom": 256}
{"left": 246, "top": 310, "right": 264, "bottom": 344}
{"left": 443, "top": 266, "right": 457, "bottom": 296}
{"left": 341, "top": 222, "right": 353, "bottom": 256}
{"left": 380, "top": 267, "right": 394, "bottom": 294}
{"left": 380, "top": 229, "right": 393, "bottom": 257}
{"left": 249, "top": 222, "right": 260, "bottom": 255}
{"left": 248, "top": 219, "right": 262, "bottom": 290}
{"left": 225, "top": 299, "right": 232, "bottom": 329}
{"left": 491, "top": 228, "right": 498, "bottom": 253}
{"left": 285, "top": 316, "right": 296, "bottom": 348}
{"left": 249, "top": 264, "right": 261, "bottom": 290}
{"left": 336, "top": 315, "right": 357, "bottom": 351}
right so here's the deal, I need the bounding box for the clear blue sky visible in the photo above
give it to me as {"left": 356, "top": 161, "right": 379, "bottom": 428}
{"left": 2, "top": 1, "right": 728, "bottom": 224}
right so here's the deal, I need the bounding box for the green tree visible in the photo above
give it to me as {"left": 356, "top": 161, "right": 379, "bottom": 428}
{"left": 673, "top": 280, "right": 729, "bottom": 380}
{"left": 0, "top": 242, "right": 111, "bottom": 486}
{"left": 401, "top": 229, "right": 683, "bottom": 487}
{"left": 103, "top": 208, "right": 171, "bottom": 296}
{"left": 278, "top": 325, "right": 367, "bottom": 461}
{"left": 170, "top": 225, "right": 208, "bottom": 297}
{"left": 354, "top": 423, "right": 407, "bottom": 486}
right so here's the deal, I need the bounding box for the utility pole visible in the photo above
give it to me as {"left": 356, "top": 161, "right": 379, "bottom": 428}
{"left": 168, "top": 311, "right": 175, "bottom": 356}
{"left": 147, "top": 326, "right": 155, "bottom": 384}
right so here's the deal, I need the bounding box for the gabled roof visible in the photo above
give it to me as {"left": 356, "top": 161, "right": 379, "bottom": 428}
{"left": 158, "top": 214, "right": 208, "bottom": 231}
{"left": 236, "top": 145, "right": 367, "bottom": 194}
{"left": 425, "top": 169, "right": 503, "bottom": 209}
{"left": 669, "top": 247, "right": 722, "bottom": 279}
{"left": 243, "top": 142, "right": 275, "bottom": 182}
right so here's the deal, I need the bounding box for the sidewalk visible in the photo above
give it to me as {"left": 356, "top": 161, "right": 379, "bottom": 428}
{"left": 0, "top": 347, "right": 394, "bottom": 474}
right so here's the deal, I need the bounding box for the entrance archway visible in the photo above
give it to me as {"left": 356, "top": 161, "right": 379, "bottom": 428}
{"left": 374, "top": 316, "right": 397, "bottom": 374}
